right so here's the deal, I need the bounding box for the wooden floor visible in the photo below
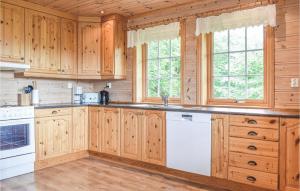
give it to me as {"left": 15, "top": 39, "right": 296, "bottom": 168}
{"left": 0, "top": 157, "right": 227, "bottom": 191}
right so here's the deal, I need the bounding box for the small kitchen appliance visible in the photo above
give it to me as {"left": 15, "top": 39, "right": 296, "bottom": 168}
{"left": 0, "top": 106, "right": 35, "bottom": 180}
{"left": 82, "top": 93, "right": 99, "bottom": 104}
{"left": 99, "top": 89, "right": 109, "bottom": 105}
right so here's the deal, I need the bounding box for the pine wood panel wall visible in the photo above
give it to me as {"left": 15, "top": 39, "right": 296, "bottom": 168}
{"left": 274, "top": 0, "right": 300, "bottom": 109}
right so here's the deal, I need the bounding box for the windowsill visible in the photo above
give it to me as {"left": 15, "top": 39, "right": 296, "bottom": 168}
{"left": 206, "top": 100, "right": 271, "bottom": 109}
{"left": 142, "top": 98, "right": 181, "bottom": 104}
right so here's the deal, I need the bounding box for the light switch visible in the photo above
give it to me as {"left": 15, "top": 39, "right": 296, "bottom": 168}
{"left": 106, "top": 82, "right": 112, "bottom": 89}
{"left": 67, "top": 82, "right": 73, "bottom": 89}
{"left": 290, "top": 78, "right": 299, "bottom": 88}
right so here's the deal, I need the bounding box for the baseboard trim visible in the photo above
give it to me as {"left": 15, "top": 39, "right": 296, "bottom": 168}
{"left": 35, "top": 150, "right": 89, "bottom": 170}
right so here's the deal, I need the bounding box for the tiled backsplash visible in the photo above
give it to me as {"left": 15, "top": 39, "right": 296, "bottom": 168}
{"left": 0, "top": 71, "right": 93, "bottom": 105}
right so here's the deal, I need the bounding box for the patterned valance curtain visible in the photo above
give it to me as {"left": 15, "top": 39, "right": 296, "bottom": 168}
{"left": 127, "top": 22, "right": 180, "bottom": 48}
{"left": 195, "top": 4, "right": 276, "bottom": 35}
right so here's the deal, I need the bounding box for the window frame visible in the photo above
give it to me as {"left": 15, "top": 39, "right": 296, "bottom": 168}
{"left": 206, "top": 26, "right": 274, "bottom": 108}
{"left": 141, "top": 37, "right": 183, "bottom": 104}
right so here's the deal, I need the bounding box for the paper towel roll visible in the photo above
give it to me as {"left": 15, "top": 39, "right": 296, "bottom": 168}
{"left": 32, "top": 89, "right": 39, "bottom": 104}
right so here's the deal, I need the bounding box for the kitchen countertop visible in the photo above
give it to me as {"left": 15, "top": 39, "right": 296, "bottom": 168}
{"left": 33, "top": 103, "right": 300, "bottom": 118}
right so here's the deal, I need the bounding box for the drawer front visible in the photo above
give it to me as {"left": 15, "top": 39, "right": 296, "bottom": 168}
{"left": 228, "top": 167, "right": 278, "bottom": 190}
{"left": 229, "top": 126, "right": 279, "bottom": 141}
{"left": 229, "top": 152, "right": 278, "bottom": 173}
{"left": 229, "top": 137, "right": 279, "bottom": 157}
{"left": 230, "top": 115, "right": 279, "bottom": 129}
{"left": 35, "top": 108, "right": 72, "bottom": 118}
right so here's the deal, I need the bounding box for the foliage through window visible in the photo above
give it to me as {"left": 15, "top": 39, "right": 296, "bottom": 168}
{"left": 146, "top": 38, "right": 181, "bottom": 99}
{"left": 212, "top": 25, "right": 264, "bottom": 100}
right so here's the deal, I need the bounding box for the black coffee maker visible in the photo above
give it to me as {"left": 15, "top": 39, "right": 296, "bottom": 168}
{"left": 99, "top": 88, "right": 109, "bottom": 105}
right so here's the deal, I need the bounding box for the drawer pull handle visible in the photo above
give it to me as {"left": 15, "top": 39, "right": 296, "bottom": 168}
{"left": 248, "top": 131, "right": 258, "bottom": 136}
{"left": 246, "top": 176, "right": 256, "bottom": 182}
{"left": 52, "top": 111, "right": 58, "bottom": 114}
{"left": 247, "top": 119, "right": 257, "bottom": 125}
{"left": 247, "top": 145, "right": 257, "bottom": 151}
{"left": 295, "top": 138, "right": 300, "bottom": 145}
{"left": 248, "top": 161, "right": 257, "bottom": 166}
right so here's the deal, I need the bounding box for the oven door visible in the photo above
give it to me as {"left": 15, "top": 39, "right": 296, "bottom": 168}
{"left": 0, "top": 118, "right": 35, "bottom": 159}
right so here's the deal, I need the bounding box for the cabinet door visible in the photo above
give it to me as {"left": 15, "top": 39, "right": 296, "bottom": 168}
{"left": 281, "top": 118, "right": 300, "bottom": 190}
{"left": 211, "top": 114, "right": 229, "bottom": 179}
{"left": 0, "top": 3, "right": 25, "bottom": 63}
{"left": 88, "top": 107, "right": 102, "bottom": 152}
{"left": 25, "top": 10, "right": 60, "bottom": 73}
{"left": 120, "top": 109, "right": 142, "bottom": 160}
{"left": 101, "top": 20, "right": 114, "bottom": 76}
{"left": 61, "top": 18, "right": 77, "bottom": 75}
{"left": 78, "top": 22, "right": 101, "bottom": 76}
{"left": 72, "top": 107, "right": 88, "bottom": 152}
{"left": 102, "top": 108, "right": 120, "bottom": 155}
{"left": 142, "top": 110, "right": 166, "bottom": 165}
{"left": 35, "top": 115, "right": 71, "bottom": 160}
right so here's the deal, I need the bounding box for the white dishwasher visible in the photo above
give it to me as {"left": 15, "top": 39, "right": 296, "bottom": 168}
{"left": 166, "top": 112, "right": 211, "bottom": 176}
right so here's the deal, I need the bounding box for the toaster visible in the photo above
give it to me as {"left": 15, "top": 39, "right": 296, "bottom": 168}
{"left": 82, "top": 93, "right": 99, "bottom": 103}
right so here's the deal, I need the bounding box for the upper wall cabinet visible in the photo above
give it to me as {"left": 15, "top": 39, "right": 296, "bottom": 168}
{"left": 0, "top": 3, "right": 25, "bottom": 63}
{"left": 60, "top": 18, "right": 77, "bottom": 76}
{"left": 77, "top": 22, "right": 101, "bottom": 79}
{"left": 25, "top": 10, "right": 61, "bottom": 74}
{"left": 101, "top": 14, "right": 126, "bottom": 79}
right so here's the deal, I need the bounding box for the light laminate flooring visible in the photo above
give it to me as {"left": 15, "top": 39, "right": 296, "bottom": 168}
{"left": 0, "top": 158, "right": 226, "bottom": 191}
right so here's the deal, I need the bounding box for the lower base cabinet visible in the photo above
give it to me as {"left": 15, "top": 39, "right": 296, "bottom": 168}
{"left": 35, "top": 108, "right": 72, "bottom": 161}
{"left": 88, "top": 107, "right": 102, "bottom": 152}
{"left": 280, "top": 118, "right": 300, "bottom": 191}
{"left": 72, "top": 107, "right": 88, "bottom": 152}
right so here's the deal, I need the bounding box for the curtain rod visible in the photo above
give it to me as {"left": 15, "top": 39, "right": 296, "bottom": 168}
{"left": 127, "top": 0, "right": 276, "bottom": 31}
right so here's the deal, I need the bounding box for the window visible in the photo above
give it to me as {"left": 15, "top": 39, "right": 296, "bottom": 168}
{"left": 207, "top": 25, "right": 273, "bottom": 107}
{"left": 143, "top": 38, "right": 181, "bottom": 101}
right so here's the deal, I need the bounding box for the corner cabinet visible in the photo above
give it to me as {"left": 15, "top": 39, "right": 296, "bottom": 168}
{"left": 77, "top": 22, "right": 101, "bottom": 79}
{"left": 142, "top": 110, "right": 166, "bottom": 166}
{"left": 280, "top": 118, "right": 300, "bottom": 191}
{"left": 101, "top": 14, "right": 126, "bottom": 79}
{"left": 0, "top": 3, "right": 25, "bottom": 63}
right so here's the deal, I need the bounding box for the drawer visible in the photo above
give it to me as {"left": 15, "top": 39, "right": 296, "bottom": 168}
{"left": 230, "top": 115, "right": 279, "bottom": 129}
{"left": 228, "top": 167, "right": 278, "bottom": 190}
{"left": 229, "top": 126, "right": 279, "bottom": 141}
{"left": 35, "top": 108, "right": 72, "bottom": 118}
{"left": 229, "top": 152, "right": 278, "bottom": 173}
{"left": 229, "top": 137, "right": 279, "bottom": 157}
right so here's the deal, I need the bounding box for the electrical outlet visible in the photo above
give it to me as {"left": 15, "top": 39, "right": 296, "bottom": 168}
{"left": 67, "top": 82, "right": 73, "bottom": 89}
{"left": 106, "top": 82, "right": 112, "bottom": 89}
{"left": 290, "top": 78, "right": 299, "bottom": 88}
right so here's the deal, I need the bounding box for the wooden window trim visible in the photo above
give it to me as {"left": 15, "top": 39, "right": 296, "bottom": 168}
{"left": 206, "top": 26, "right": 274, "bottom": 108}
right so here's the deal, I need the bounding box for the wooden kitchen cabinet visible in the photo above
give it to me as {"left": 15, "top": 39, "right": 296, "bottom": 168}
{"left": 142, "top": 110, "right": 166, "bottom": 166}
{"left": 60, "top": 18, "right": 77, "bottom": 76}
{"left": 211, "top": 114, "right": 229, "bottom": 179}
{"left": 72, "top": 107, "right": 88, "bottom": 152}
{"left": 25, "top": 9, "right": 61, "bottom": 73}
{"left": 78, "top": 22, "right": 101, "bottom": 79}
{"left": 280, "top": 118, "right": 300, "bottom": 191}
{"left": 120, "top": 109, "right": 143, "bottom": 160}
{"left": 0, "top": 3, "right": 25, "bottom": 63}
{"left": 35, "top": 114, "right": 72, "bottom": 161}
{"left": 102, "top": 108, "right": 121, "bottom": 155}
{"left": 101, "top": 14, "right": 126, "bottom": 79}
{"left": 88, "top": 107, "right": 102, "bottom": 152}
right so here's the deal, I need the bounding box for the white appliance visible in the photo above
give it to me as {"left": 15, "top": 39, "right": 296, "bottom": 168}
{"left": 73, "top": 86, "right": 83, "bottom": 104}
{"left": 0, "top": 106, "right": 35, "bottom": 180}
{"left": 166, "top": 112, "right": 211, "bottom": 176}
{"left": 0, "top": 61, "right": 30, "bottom": 71}
{"left": 82, "top": 93, "right": 99, "bottom": 103}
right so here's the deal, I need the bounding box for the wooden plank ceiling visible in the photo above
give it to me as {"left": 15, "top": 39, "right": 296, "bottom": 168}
{"left": 23, "top": 0, "right": 203, "bottom": 17}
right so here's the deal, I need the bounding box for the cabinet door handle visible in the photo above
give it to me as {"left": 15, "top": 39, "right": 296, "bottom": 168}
{"left": 247, "top": 145, "right": 257, "bottom": 151}
{"left": 247, "top": 161, "right": 257, "bottom": 166}
{"left": 295, "top": 138, "right": 300, "bottom": 145}
{"left": 248, "top": 131, "right": 258, "bottom": 136}
{"left": 52, "top": 110, "right": 58, "bottom": 114}
{"left": 247, "top": 119, "right": 257, "bottom": 125}
{"left": 246, "top": 176, "right": 256, "bottom": 182}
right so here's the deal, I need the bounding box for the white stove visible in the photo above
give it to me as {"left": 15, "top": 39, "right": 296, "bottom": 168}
{"left": 0, "top": 106, "right": 35, "bottom": 180}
